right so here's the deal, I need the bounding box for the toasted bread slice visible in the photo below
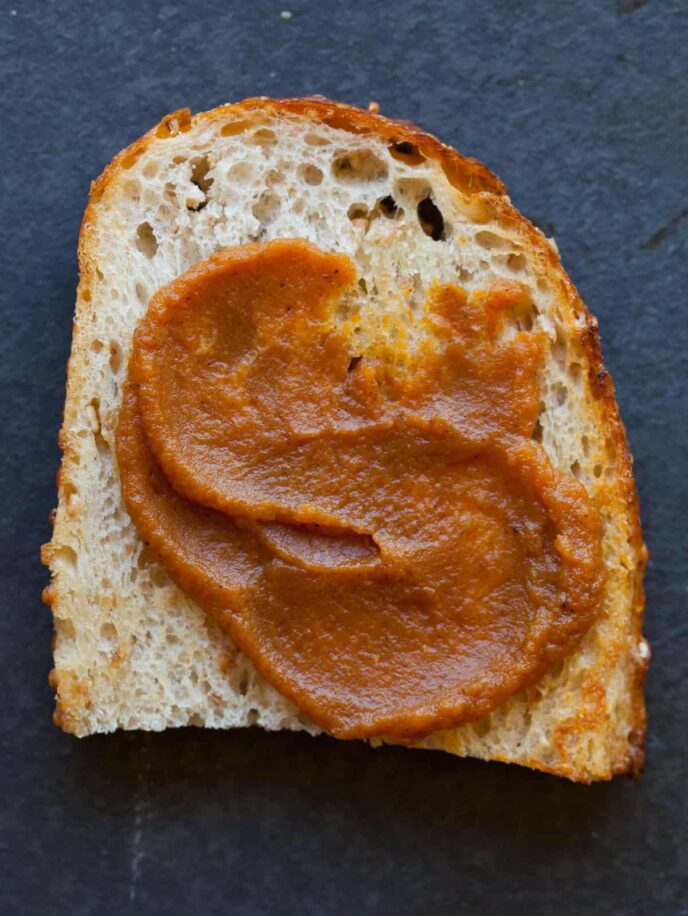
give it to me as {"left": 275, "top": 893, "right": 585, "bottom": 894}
{"left": 42, "top": 98, "right": 648, "bottom": 781}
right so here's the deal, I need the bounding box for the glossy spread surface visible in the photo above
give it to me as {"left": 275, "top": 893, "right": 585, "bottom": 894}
{"left": 117, "top": 239, "right": 603, "bottom": 740}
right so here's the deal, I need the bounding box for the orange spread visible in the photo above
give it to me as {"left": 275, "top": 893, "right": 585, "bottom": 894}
{"left": 116, "top": 239, "right": 603, "bottom": 741}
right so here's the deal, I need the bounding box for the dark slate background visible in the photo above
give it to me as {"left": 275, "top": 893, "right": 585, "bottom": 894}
{"left": 1, "top": 1, "right": 686, "bottom": 913}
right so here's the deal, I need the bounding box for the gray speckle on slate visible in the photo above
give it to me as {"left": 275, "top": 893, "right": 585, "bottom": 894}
{"left": 0, "top": 1, "right": 687, "bottom": 914}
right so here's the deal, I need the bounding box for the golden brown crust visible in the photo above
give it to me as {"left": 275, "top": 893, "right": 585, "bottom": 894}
{"left": 44, "top": 97, "right": 647, "bottom": 778}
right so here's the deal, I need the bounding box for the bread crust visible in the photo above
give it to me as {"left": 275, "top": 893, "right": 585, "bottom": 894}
{"left": 43, "top": 97, "right": 648, "bottom": 780}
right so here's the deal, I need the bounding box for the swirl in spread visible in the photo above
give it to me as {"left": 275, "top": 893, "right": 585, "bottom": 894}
{"left": 116, "top": 239, "right": 603, "bottom": 741}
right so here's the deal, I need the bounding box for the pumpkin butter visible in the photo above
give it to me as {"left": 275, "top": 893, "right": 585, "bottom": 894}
{"left": 116, "top": 239, "right": 604, "bottom": 741}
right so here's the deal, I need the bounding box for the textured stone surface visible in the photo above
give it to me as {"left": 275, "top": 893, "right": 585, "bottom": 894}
{"left": 1, "top": 1, "right": 687, "bottom": 913}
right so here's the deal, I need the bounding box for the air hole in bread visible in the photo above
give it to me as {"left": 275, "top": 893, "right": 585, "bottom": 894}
{"left": 593, "top": 464, "right": 604, "bottom": 479}
{"left": 227, "top": 160, "right": 255, "bottom": 183}
{"left": 88, "top": 398, "right": 110, "bottom": 457}
{"left": 186, "top": 156, "right": 213, "bottom": 212}
{"left": 555, "top": 383, "right": 567, "bottom": 406}
{"left": 142, "top": 160, "right": 160, "bottom": 179}
{"left": 155, "top": 110, "right": 191, "bottom": 139}
{"left": 63, "top": 480, "right": 79, "bottom": 509}
{"left": 191, "top": 156, "right": 213, "bottom": 192}
{"left": 552, "top": 334, "right": 567, "bottom": 369}
{"left": 54, "top": 544, "right": 77, "bottom": 570}
{"left": 95, "top": 433, "right": 110, "bottom": 458}
{"left": 568, "top": 361, "right": 582, "bottom": 385}
{"left": 121, "top": 150, "right": 141, "bottom": 170}
{"left": 532, "top": 418, "right": 544, "bottom": 443}
{"left": 394, "top": 177, "right": 429, "bottom": 203}
{"left": 358, "top": 278, "right": 368, "bottom": 294}
{"left": 378, "top": 194, "right": 400, "bottom": 218}
{"left": 90, "top": 339, "right": 103, "bottom": 354}
{"left": 570, "top": 460, "right": 582, "bottom": 480}
{"left": 304, "top": 132, "right": 330, "bottom": 146}
{"left": 100, "top": 621, "right": 117, "bottom": 645}
{"left": 252, "top": 190, "right": 281, "bottom": 225}
{"left": 135, "top": 282, "right": 148, "bottom": 305}
{"left": 246, "top": 709, "right": 259, "bottom": 725}
{"left": 124, "top": 180, "right": 141, "bottom": 202}
{"left": 238, "top": 671, "right": 249, "bottom": 696}
{"left": 253, "top": 127, "right": 277, "bottom": 146}
{"left": 472, "top": 716, "right": 492, "bottom": 737}
{"left": 221, "top": 119, "right": 253, "bottom": 137}
{"left": 348, "top": 355, "right": 363, "bottom": 372}
{"left": 58, "top": 619, "right": 76, "bottom": 642}
{"left": 187, "top": 156, "right": 213, "bottom": 211}
{"left": 389, "top": 141, "right": 425, "bottom": 165}
{"left": 417, "top": 196, "right": 446, "bottom": 241}
{"left": 348, "top": 203, "right": 368, "bottom": 222}
{"left": 476, "top": 230, "right": 510, "bottom": 251}
{"left": 348, "top": 196, "right": 403, "bottom": 233}
{"left": 506, "top": 253, "right": 528, "bottom": 273}
{"left": 136, "top": 547, "right": 154, "bottom": 570}
{"left": 581, "top": 435, "right": 590, "bottom": 455}
{"left": 332, "top": 149, "right": 388, "bottom": 183}
{"left": 298, "top": 163, "right": 324, "bottom": 186}
{"left": 109, "top": 342, "right": 123, "bottom": 375}
{"left": 135, "top": 222, "right": 158, "bottom": 259}
{"left": 150, "top": 567, "right": 168, "bottom": 589}
{"left": 87, "top": 398, "right": 101, "bottom": 431}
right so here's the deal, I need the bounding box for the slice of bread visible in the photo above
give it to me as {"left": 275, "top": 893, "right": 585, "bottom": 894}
{"left": 42, "top": 98, "right": 649, "bottom": 782}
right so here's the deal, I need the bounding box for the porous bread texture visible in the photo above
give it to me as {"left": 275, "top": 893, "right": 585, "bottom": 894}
{"left": 43, "top": 99, "right": 648, "bottom": 781}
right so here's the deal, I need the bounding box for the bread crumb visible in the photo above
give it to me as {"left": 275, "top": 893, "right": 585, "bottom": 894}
{"left": 368, "top": 101, "right": 380, "bottom": 114}
{"left": 280, "top": 10, "right": 292, "bottom": 19}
